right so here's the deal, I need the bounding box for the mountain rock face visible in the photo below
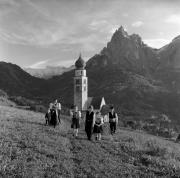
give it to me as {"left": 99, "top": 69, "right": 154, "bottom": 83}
{"left": 25, "top": 65, "right": 75, "bottom": 79}
{"left": 158, "top": 36, "right": 180, "bottom": 69}
{"left": 1, "top": 26, "right": 180, "bottom": 126}
{"left": 87, "top": 26, "right": 158, "bottom": 76}
{"left": 154, "top": 36, "right": 180, "bottom": 91}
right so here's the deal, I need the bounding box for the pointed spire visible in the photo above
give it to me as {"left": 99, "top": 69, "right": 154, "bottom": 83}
{"left": 78, "top": 52, "right": 82, "bottom": 60}
{"left": 75, "top": 53, "right": 86, "bottom": 69}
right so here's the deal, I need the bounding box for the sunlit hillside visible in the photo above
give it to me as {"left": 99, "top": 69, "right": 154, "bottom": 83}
{"left": 0, "top": 105, "right": 180, "bottom": 177}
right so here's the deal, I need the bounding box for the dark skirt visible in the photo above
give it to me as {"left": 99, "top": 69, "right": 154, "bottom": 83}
{"left": 71, "top": 117, "right": 80, "bottom": 129}
{"left": 49, "top": 116, "right": 57, "bottom": 127}
{"left": 93, "top": 124, "right": 103, "bottom": 133}
{"left": 85, "top": 121, "right": 93, "bottom": 132}
{"left": 177, "top": 134, "right": 180, "bottom": 140}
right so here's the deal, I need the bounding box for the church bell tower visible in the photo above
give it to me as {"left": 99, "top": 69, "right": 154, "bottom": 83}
{"left": 74, "top": 54, "right": 88, "bottom": 111}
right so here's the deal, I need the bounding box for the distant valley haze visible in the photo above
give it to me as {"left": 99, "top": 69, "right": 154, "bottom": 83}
{"left": 1, "top": 0, "right": 180, "bottom": 68}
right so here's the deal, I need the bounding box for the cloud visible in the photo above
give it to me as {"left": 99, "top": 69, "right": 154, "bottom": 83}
{"left": 0, "top": 28, "right": 32, "bottom": 45}
{"left": 89, "top": 20, "right": 119, "bottom": 34}
{"left": 165, "top": 14, "right": 180, "bottom": 25}
{"left": 89, "top": 20, "right": 108, "bottom": 30}
{"left": 0, "top": 1, "right": 109, "bottom": 50}
{"left": 2, "top": 0, "right": 180, "bottom": 69}
{"left": 0, "top": 1, "right": 121, "bottom": 51}
{"left": 132, "top": 21, "right": 144, "bottom": 27}
{"left": 29, "top": 60, "right": 49, "bottom": 68}
{"left": 0, "top": 0, "right": 71, "bottom": 47}
{"left": 56, "top": 55, "right": 90, "bottom": 67}
{"left": 0, "top": 26, "right": 67, "bottom": 46}
{"left": 122, "top": 13, "right": 129, "bottom": 17}
{"left": 0, "top": 0, "right": 20, "bottom": 18}
{"left": 144, "top": 38, "right": 170, "bottom": 48}
{"left": 64, "top": 34, "right": 101, "bottom": 51}
{"left": 57, "top": 59, "right": 74, "bottom": 67}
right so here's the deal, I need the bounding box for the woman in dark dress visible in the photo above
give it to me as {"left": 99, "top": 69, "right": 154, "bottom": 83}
{"left": 49, "top": 105, "right": 58, "bottom": 128}
{"left": 85, "top": 105, "right": 95, "bottom": 140}
{"left": 70, "top": 105, "right": 81, "bottom": 137}
{"left": 93, "top": 112, "right": 104, "bottom": 140}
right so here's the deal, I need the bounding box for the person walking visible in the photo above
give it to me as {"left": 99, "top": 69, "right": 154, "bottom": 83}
{"left": 54, "top": 99, "right": 61, "bottom": 124}
{"left": 93, "top": 112, "right": 104, "bottom": 141}
{"left": 70, "top": 105, "right": 81, "bottom": 137}
{"left": 108, "top": 106, "right": 118, "bottom": 135}
{"left": 45, "top": 112, "right": 49, "bottom": 125}
{"left": 49, "top": 105, "right": 58, "bottom": 128}
{"left": 85, "top": 105, "right": 95, "bottom": 140}
{"left": 45, "top": 103, "right": 53, "bottom": 125}
{"left": 176, "top": 134, "right": 180, "bottom": 142}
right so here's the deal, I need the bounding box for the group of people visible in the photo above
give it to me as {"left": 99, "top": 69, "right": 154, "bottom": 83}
{"left": 44, "top": 102, "right": 180, "bottom": 144}
{"left": 45, "top": 100, "right": 118, "bottom": 140}
{"left": 45, "top": 99, "right": 61, "bottom": 128}
{"left": 70, "top": 105, "right": 118, "bottom": 141}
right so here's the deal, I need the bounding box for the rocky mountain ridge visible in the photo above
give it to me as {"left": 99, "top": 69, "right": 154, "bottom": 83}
{"left": 1, "top": 26, "right": 180, "bottom": 126}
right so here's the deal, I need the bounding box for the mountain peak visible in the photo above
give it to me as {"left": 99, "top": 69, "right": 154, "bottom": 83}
{"left": 172, "top": 35, "right": 180, "bottom": 43}
{"left": 130, "top": 34, "right": 143, "bottom": 44}
{"left": 118, "top": 26, "right": 126, "bottom": 32}
{"left": 114, "top": 26, "right": 129, "bottom": 38}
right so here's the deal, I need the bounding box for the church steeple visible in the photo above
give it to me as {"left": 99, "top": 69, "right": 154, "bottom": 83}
{"left": 75, "top": 53, "right": 86, "bottom": 69}
{"left": 74, "top": 54, "right": 88, "bottom": 111}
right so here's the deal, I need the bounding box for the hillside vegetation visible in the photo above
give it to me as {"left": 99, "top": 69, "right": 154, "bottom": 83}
{"left": 2, "top": 27, "right": 180, "bottom": 128}
{"left": 0, "top": 105, "right": 180, "bottom": 177}
{"left": 0, "top": 90, "right": 16, "bottom": 107}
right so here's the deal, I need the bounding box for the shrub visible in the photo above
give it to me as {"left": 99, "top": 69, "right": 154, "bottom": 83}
{"left": 0, "top": 89, "right": 8, "bottom": 97}
{"left": 144, "top": 139, "right": 167, "bottom": 157}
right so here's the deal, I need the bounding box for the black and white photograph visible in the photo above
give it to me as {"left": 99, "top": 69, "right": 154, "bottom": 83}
{"left": 0, "top": 0, "right": 180, "bottom": 177}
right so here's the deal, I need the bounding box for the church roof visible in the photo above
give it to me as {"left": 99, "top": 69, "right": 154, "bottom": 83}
{"left": 100, "top": 104, "right": 110, "bottom": 115}
{"left": 75, "top": 54, "right": 86, "bottom": 69}
{"left": 88, "top": 96, "right": 105, "bottom": 110}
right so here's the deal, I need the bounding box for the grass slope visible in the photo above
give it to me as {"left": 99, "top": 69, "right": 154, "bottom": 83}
{"left": 0, "top": 105, "right": 180, "bottom": 178}
{"left": 0, "top": 97, "right": 16, "bottom": 107}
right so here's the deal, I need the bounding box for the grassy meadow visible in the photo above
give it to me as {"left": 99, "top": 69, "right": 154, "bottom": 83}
{"left": 0, "top": 105, "right": 180, "bottom": 178}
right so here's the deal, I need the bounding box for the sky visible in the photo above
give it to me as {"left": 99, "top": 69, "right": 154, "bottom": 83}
{"left": 0, "top": 0, "right": 180, "bottom": 68}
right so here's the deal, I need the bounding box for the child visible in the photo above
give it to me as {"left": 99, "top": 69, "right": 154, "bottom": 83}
{"left": 45, "top": 112, "right": 50, "bottom": 125}
{"left": 93, "top": 112, "right": 104, "bottom": 140}
{"left": 45, "top": 103, "right": 53, "bottom": 125}
{"left": 70, "top": 105, "right": 81, "bottom": 137}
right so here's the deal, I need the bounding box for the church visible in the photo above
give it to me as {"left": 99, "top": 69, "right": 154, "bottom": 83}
{"left": 73, "top": 54, "right": 106, "bottom": 112}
